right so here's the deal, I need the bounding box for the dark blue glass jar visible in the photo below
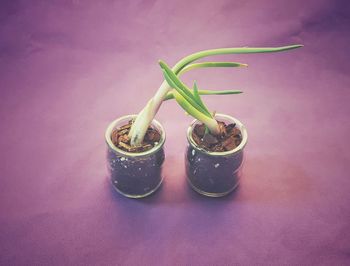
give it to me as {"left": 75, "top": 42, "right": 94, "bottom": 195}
{"left": 105, "top": 115, "right": 165, "bottom": 198}
{"left": 186, "top": 114, "right": 248, "bottom": 197}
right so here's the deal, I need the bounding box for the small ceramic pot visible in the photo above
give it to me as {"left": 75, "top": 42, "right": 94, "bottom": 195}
{"left": 105, "top": 115, "right": 165, "bottom": 198}
{"left": 185, "top": 114, "right": 248, "bottom": 197}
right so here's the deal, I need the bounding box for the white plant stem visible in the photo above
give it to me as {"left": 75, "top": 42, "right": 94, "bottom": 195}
{"left": 206, "top": 118, "right": 220, "bottom": 135}
{"left": 129, "top": 81, "right": 170, "bottom": 146}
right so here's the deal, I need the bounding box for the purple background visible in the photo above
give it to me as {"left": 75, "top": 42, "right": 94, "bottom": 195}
{"left": 1, "top": 0, "right": 349, "bottom": 265}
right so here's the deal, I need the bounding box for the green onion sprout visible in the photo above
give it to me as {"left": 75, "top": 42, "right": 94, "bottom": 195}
{"left": 128, "top": 45, "right": 303, "bottom": 145}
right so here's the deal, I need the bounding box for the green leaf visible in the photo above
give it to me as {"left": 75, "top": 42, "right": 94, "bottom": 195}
{"left": 160, "top": 61, "right": 196, "bottom": 102}
{"left": 173, "top": 45, "right": 303, "bottom": 74}
{"left": 163, "top": 89, "right": 243, "bottom": 101}
{"left": 177, "top": 62, "right": 248, "bottom": 76}
{"left": 160, "top": 62, "right": 212, "bottom": 117}
{"left": 173, "top": 91, "right": 216, "bottom": 126}
{"left": 162, "top": 69, "right": 211, "bottom": 117}
{"left": 162, "top": 69, "right": 179, "bottom": 92}
{"left": 192, "top": 81, "right": 211, "bottom": 116}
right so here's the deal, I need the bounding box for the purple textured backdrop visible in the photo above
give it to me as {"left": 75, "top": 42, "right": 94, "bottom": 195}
{"left": 1, "top": 0, "right": 350, "bottom": 265}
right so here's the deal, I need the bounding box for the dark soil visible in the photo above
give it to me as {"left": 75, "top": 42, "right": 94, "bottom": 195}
{"left": 111, "top": 120, "right": 161, "bottom": 153}
{"left": 192, "top": 121, "right": 242, "bottom": 152}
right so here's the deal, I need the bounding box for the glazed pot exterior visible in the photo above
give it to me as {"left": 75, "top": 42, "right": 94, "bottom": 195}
{"left": 185, "top": 114, "right": 248, "bottom": 197}
{"left": 105, "top": 115, "right": 165, "bottom": 198}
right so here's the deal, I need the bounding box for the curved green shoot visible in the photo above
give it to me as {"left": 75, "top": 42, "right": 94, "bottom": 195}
{"left": 192, "top": 81, "right": 211, "bottom": 116}
{"left": 177, "top": 62, "right": 248, "bottom": 76}
{"left": 163, "top": 89, "right": 243, "bottom": 101}
{"left": 129, "top": 44, "right": 303, "bottom": 146}
{"left": 173, "top": 45, "right": 303, "bottom": 74}
{"left": 159, "top": 61, "right": 223, "bottom": 134}
{"left": 160, "top": 61, "right": 212, "bottom": 117}
{"left": 173, "top": 91, "right": 219, "bottom": 134}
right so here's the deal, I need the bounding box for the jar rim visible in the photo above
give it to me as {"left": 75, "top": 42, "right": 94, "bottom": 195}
{"left": 105, "top": 114, "right": 166, "bottom": 157}
{"left": 186, "top": 113, "right": 248, "bottom": 156}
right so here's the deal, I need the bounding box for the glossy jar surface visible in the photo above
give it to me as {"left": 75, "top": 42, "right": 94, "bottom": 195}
{"left": 185, "top": 114, "right": 248, "bottom": 197}
{"left": 105, "top": 115, "right": 165, "bottom": 198}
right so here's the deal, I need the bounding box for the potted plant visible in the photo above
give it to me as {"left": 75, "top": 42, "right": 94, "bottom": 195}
{"left": 106, "top": 45, "right": 302, "bottom": 198}
{"left": 105, "top": 115, "right": 166, "bottom": 198}
{"left": 156, "top": 45, "right": 302, "bottom": 197}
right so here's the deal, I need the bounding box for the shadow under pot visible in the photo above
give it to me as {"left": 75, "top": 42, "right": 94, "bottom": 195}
{"left": 105, "top": 115, "right": 165, "bottom": 198}
{"left": 185, "top": 114, "right": 248, "bottom": 197}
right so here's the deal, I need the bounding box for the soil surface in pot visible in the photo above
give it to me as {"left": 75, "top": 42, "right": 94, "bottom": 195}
{"left": 111, "top": 120, "right": 161, "bottom": 153}
{"left": 192, "top": 121, "right": 242, "bottom": 152}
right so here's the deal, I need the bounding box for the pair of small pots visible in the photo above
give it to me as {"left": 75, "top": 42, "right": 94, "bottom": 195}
{"left": 105, "top": 114, "right": 247, "bottom": 198}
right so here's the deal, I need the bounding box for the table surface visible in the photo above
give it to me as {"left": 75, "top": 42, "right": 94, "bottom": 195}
{"left": 1, "top": 0, "right": 349, "bottom": 265}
